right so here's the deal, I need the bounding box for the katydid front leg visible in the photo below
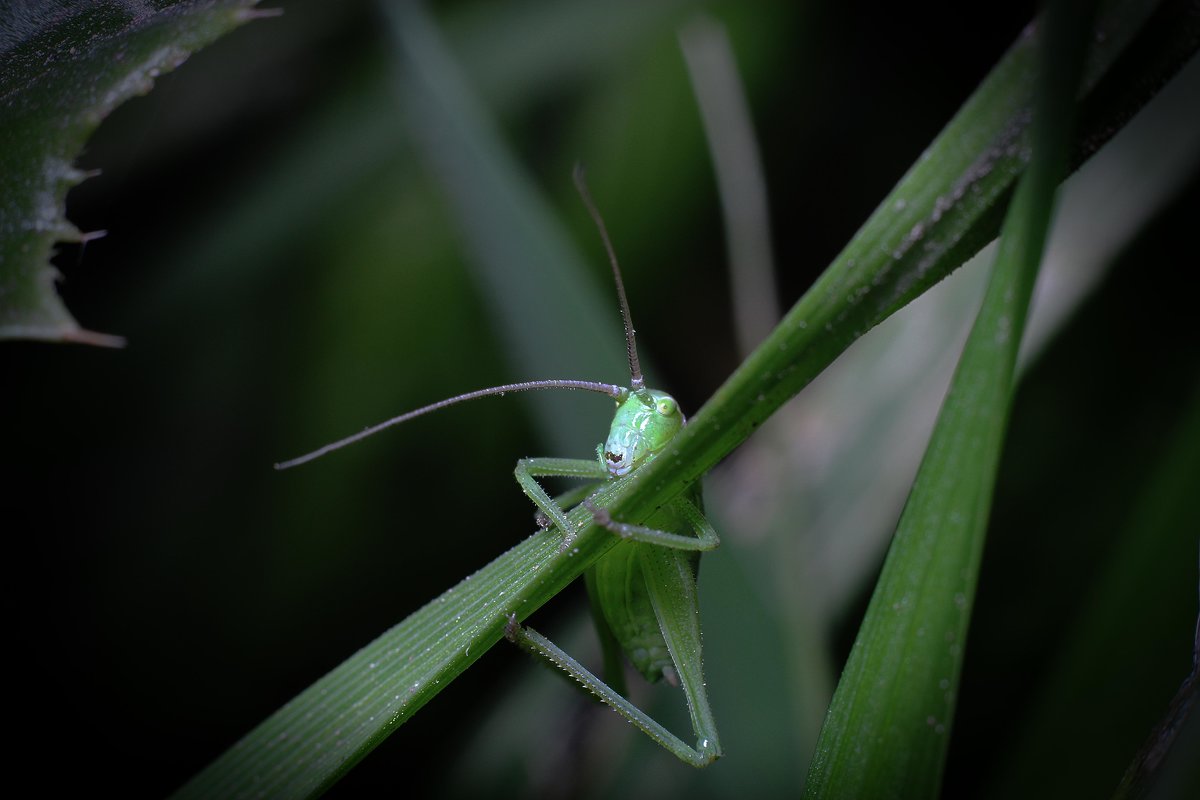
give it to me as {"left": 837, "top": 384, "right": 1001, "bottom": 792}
{"left": 513, "top": 457, "right": 607, "bottom": 544}
{"left": 514, "top": 456, "right": 721, "bottom": 555}
{"left": 586, "top": 494, "right": 720, "bottom": 552}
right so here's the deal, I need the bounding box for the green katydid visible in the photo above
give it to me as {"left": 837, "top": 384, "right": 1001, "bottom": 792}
{"left": 275, "top": 165, "right": 722, "bottom": 768}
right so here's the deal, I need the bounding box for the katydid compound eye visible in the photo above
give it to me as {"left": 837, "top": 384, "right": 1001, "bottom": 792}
{"left": 656, "top": 398, "right": 676, "bottom": 416}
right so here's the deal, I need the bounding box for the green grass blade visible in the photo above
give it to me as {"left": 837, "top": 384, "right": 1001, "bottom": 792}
{"left": 170, "top": 475, "right": 630, "bottom": 799}
{"left": 801, "top": 2, "right": 1096, "bottom": 796}
{"left": 605, "top": 0, "right": 1195, "bottom": 530}
{"left": 0, "top": 0, "right": 263, "bottom": 345}
{"left": 173, "top": 1, "right": 1196, "bottom": 795}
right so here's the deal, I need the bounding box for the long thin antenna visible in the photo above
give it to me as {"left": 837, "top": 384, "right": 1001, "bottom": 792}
{"left": 275, "top": 379, "right": 625, "bottom": 470}
{"left": 573, "top": 163, "right": 645, "bottom": 392}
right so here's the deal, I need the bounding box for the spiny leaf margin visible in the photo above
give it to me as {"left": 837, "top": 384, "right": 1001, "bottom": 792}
{"left": 0, "top": 0, "right": 267, "bottom": 345}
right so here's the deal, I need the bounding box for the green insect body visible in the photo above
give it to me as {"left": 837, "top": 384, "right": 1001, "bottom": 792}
{"left": 507, "top": 378, "right": 722, "bottom": 767}
{"left": 592, "top": 540, "right": 676, "bottom": 680}
{"left": 276, "top": 167, "right": 722, "bottom": 768}
{"left": 592, "top": 389, "right": 699, "bottom": 683}
{"left": 591, "top": 507, "right": 701, "bottom": 684}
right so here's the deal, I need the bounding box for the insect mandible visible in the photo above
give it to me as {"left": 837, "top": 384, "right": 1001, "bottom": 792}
{"left": 276, "top": 165, "right": 722, "bottom": 767}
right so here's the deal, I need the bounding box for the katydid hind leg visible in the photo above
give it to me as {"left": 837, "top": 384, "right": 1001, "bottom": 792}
{"left": 640, "top": 545, "right": 722, "bottom": 762}
{"left": 504, "top": 611, "right": 721, "bottom": 767}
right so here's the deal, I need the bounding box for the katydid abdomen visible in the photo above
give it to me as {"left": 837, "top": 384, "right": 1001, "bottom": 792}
{"left": 590, "top": 489, "right": 703, "bottom": 685}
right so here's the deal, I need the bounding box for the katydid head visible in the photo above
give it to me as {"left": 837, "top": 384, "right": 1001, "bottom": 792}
{"left": 602, "top": 389, "right": 684, "bottom": 478}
